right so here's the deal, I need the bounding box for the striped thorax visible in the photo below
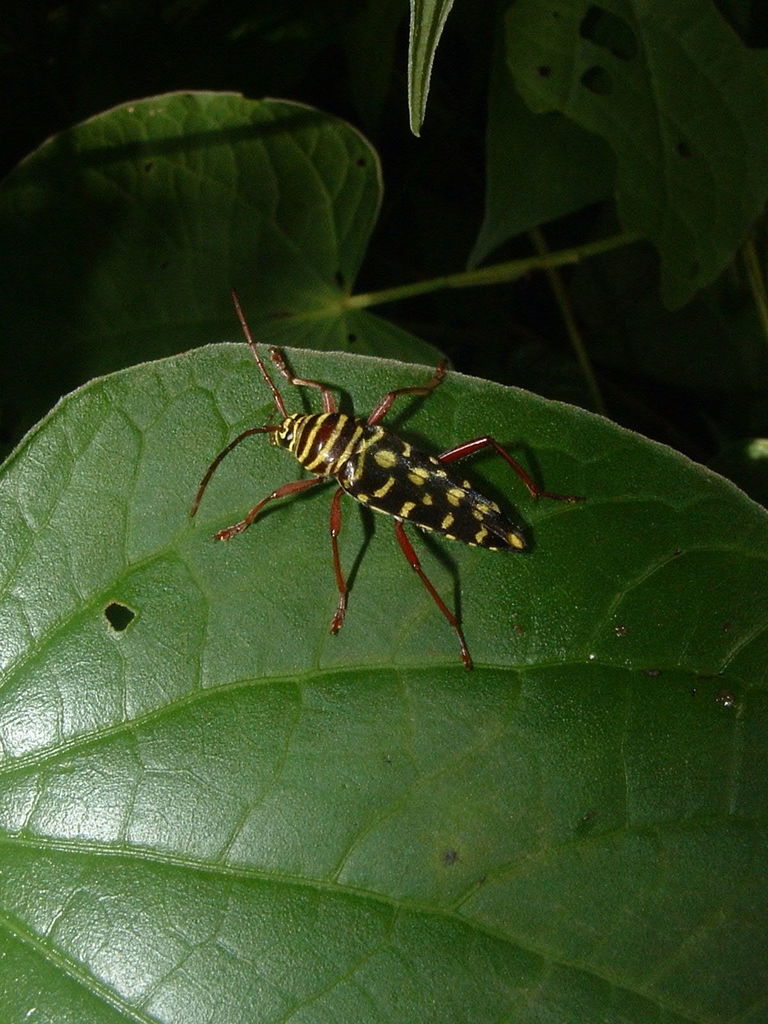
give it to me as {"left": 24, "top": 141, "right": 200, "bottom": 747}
{"left": 275, "top": 412, "right": 361, "bottom": 476}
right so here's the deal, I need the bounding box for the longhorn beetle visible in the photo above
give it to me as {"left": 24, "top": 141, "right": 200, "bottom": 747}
{"left": 191, "top": 291, "right": 582, "bottom": 669}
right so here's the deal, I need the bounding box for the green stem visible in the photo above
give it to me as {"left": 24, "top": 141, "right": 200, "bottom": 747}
{"left": 342, "top": 231, "right": 640, "bottom": 311}
{"left": 742, "top": 235, "right": 768, "bottom": 348}
{"left": 530, "top": 226, "right": 607, "bottom": 416}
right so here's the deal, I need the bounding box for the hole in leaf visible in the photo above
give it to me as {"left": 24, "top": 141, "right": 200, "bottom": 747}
{"left": 579, "top": 5, "right": 637, "bottom": 60}
{"left": 104, "top": 602, "right": 136, "bottom": 632}
{"left": 575, "top": 810, "right": 598, "bottom": 836}
{"left": 580, "top": 65, "right": 613, "bottom": 95}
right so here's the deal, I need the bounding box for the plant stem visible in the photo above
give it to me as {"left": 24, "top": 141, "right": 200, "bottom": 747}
{"left": 742, "top": 235, "right": 768, "bottom": 350}
{"left": 342, "top": 231, "right": 640, "bottom": 311}
{"left": 530, "top": 226, "right": 607, "bottom": 416}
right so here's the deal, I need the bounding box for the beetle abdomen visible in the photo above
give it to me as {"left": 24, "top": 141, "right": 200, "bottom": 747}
{"left": 337, "top": 422, "right": 527, "bottom": 551}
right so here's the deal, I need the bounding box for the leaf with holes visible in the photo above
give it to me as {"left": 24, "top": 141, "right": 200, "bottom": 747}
{"left": 0, "top": 346, "right": 767, "bottom": 1022}
{"left": 505, "top": 0, "right": 768, "bottom": 307}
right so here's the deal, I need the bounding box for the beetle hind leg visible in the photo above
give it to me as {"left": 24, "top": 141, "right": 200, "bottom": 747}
{"left": 328, "top": 486, "right": 348, "bottom": 633}
{"left": 394, "top": 520, "right": 473, "bottom": 670}
{"left": 438, "top": 436, "right": 583, "bottom": 503}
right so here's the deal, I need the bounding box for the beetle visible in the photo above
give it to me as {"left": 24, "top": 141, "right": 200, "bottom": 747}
{"left": 191, "top": 291, "right": 582, "bottom": 669}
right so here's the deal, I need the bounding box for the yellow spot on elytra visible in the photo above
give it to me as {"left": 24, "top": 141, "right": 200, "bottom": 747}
{"left": 421, "top": 494, "right": 433, "bottom": 505}
{"left": 476, "top": 502, "right": 492, "bottom": 515}
{"left": 508, "top": 532, "right": 525, "bottom": 549}
{"left": 475, "top": 526, "right": 488, "bottom": 545}
{"left": 374, "top": 449, "right": 397, "bottom": 468}
{"left": 373, "top": 476, "right": 396, "bottom": 498}
{"left": 407, "top": 471, "right": 427, "bottom": 486}
{"left": 471, "top": 508, "right": 484, "bottom": 521}
{"left": 402, "top": 442, "right": 412, "bottom": 457}
{"left": 441, "top": 513, "right": 454, "bottom": 530}
{"left": 447, "top": 488, "right": 464, "bottom": 507}
{"left": 399, "top": 501, "right": 416, "bottom": 517}
{"left": 357, "top": 493, "right": 370, "bottom": 502}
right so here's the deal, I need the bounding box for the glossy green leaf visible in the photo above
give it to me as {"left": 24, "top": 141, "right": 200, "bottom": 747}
{"left": 0, "top": 91, "right": 440, "bottom": 446}
{"left": 505, "top": 0, "right": 768, "bottom": 307}
{"left": 1, "top": 345, "right": 766, "bottom": 1021}
{"left": 408, "top": 0, "right": 455, "bottom": 135}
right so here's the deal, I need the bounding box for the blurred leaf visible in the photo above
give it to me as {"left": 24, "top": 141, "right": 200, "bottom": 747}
{"left": 0, "top": 91, "right": 440, "bottom": 447}
{"left": 1, "top": 345, "right": 766, "bottom": 1021}
{"left": 344, "top": 0, "right": 407, "bottom": 126}
{"left": 408, "top": 0, "right": 455, "bottom": 135}
{"left": 571, "top": 241, "right": 768, "bottom": 399}
{"left": 709, "top": 437, "right": 768, "bottom": 507}
{"left": 470, "top": 33, "right": 614, "bottom": 268}
{"left": 505, "top": 0, "right": 768, "bottom": 307}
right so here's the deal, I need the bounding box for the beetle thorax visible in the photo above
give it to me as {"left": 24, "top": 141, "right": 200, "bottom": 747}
{"left": 273, "top": 412, "right": 360, "bottom": 477}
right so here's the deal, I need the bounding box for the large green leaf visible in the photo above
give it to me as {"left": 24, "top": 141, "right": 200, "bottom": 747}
{"left": 1, "top": 345, "right": 766, "bottom": 1021}
{"left": 505, "top": 0, "right": 768, "bottom": 308}
{"left": 0, "top": 91, "right": 440, "bottom": 446}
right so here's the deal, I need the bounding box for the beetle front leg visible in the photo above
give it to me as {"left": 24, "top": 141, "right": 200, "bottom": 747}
{"left": 268, "top": 349, "right": 338, "bottom": 414}
{"left": 214, "top": 476, "right": 326, "bottom": 540}
{"left": 367, "top": 362, "right": 447, "bottom": 425}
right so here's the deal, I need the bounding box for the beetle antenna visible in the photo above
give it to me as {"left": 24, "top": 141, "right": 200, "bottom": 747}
{"left": 190, "top": 424, "right": 278, "bottom": 516}
{"left": 230, "top": 289, "right": 288, "bottom": 418}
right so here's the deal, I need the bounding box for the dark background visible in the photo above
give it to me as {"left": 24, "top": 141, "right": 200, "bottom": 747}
{"left": 3, "top": 0, "right": 768, "bottom": 501}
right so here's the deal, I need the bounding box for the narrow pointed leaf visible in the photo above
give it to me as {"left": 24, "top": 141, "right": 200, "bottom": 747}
{"left": 408, "top": 0, "right": 455, "bottom": 135}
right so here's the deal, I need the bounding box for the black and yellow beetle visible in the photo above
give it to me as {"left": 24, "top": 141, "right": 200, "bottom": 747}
{"left": 191, "top": 292, "right": 582, "bottom": 668}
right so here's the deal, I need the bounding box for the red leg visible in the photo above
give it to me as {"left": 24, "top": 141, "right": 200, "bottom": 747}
{"left": 367, "top": 362, "right": 447, "bottom": 425}
{"left": 268, "top": 348, "right": 337, "bottom": 414}
{"left": 394, "top": 521, "right": 473, "bottom": 670}
{"left": 214, "top": 476, "right": 326, "bottom": 540}
{"left": 328, "top": 487, "right": 348, "bottom": 633}
{"left": 191, "top": 426, "right": 275, "bottom": 517}
{"left": 438, "top": 437, "right": 583, "bottom": 502}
